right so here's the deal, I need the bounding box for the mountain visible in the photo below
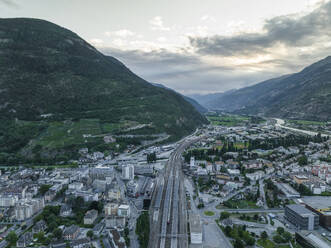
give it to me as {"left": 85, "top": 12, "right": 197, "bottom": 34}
{"left": 200, "top": 56, "right": 331, "bottom": 121}
{"left": 188, "top": 89, "right": 237, "bottom": 110}
{"left": 152, "top": 83, "right": 207, "bottom": 113}
{"left": 0, "top": 18, "right": 207, "bottom": 164}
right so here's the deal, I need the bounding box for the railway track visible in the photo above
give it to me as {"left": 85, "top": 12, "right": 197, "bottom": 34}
{"left": 149, "top": 138, "right": 198, "bottom": 248}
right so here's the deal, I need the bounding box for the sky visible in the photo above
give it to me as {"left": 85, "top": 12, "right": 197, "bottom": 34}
{"left": 1, "top": 0, "right": 331, "bottom": 95}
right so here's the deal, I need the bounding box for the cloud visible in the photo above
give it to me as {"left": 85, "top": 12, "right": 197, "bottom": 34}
{"left": 200, "top": 15, "right": 216, "bottom": 23}
{"left": 94, "top": 1, "right": 331, "bottom": 95}
{"left": 105, "top": 29, "right": 135, "bottom": 38}
{"left": 0, "top": 0, "right": 19, "bottom": 8}
{"left": 190, "top": 1, "right": 331, "bottom": 56}
{"left": 100, "top": 47, "right": 288, "bottom": 94}
{"left": 149, "top": 16, "right": 171, "bottom": 31}
{"left": 90, "top": 38, "right": 104, "bottom": 45}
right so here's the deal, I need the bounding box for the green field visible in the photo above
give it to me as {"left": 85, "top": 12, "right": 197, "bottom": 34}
{"left": 257, "top": 239, "right": 277, "bottom": 248}
{"left": 215, "top": 142, "right": 248, "bottom": 150}
{"left": 32, "top": 119, "right": 139, "bottom": 149}
{"left": 207, "top": 114, "right": 250, "bottom": 126}
{"left": 287, "top": 119, "right": 325, "bottom": 126}
{"left": 204, "top": 211, "right": 215, "bottom": 216}
{"left": 35, "top": 119, "right": 102, "bottom": 148}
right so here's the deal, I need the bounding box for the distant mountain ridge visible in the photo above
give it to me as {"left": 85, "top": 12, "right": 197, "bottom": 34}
{"left": 194, "top": 56, "right": 331, "bottom": 121}
{"left": 0, "top": 18, "right": 207, "bottom": 164}
{"left": 152, "top": 83, "right": 207, "bottom": 113}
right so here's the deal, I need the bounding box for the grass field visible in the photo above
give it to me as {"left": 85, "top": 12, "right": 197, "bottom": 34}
{"left": 207, "top": 114, "right": 250, "bottom": 126}
{"left": 257, "top": 239, "right": 277, "bottom": 248}
{"left": 287, "top": 119, "right": 325, "bottom": 126}
{"left": 204, "top": 211, "right": 215, "bottom": 216}
{"left": 215, "top": 142, "right": 248, "bottom": 150}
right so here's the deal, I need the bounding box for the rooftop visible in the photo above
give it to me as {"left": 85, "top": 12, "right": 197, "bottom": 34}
{"left": 286, "top": 204, "right": 317, "bottom": 217}
{"left": 302, "top": 196, "right": 331, "bottom": 215}
{"left": 189, "top": 213, "right": 202, "bottom": 233}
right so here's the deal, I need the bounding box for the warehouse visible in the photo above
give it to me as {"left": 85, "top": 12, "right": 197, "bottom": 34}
{"left": 302, "top": 196, "right": 331, "bottom": 228}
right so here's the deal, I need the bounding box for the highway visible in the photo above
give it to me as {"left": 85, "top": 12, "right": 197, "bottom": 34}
{"left": 150, "top": 138, "right": 197, "bottom": 248}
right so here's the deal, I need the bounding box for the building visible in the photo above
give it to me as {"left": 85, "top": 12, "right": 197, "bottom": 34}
{"left": 15, "top": 198, "right": 45, "bottom": 221}
{"left": 60, "top": 204, "right": 72, "bottom": 217}
{"left": 108, "top": 188, "right": 121, "bottom": 201}
{"left": 68, "top": 182, "right": 84, "bottom": 191}
{"left": 0, "top": 195, "right": 17, "bottom": 207}
{"left": 302, "top": 196, "right": 331, "bottom": 228}
{"left": 17, "top": 232, "right": 32, "bottom": 247}
{"left": 104, "top": 202, "right": 119, "bottom": 216}
{"left": 105, "top": 216, "right": 126, "bottom": 228}
{"left": 285, "top": 204, "right": 319, "bottom": 230}
{"left": 126, "top": 180, "right": 139, "bottom": 197}
{"left": 90, "top": 166, "right": 114, "bottom": 180}
{"left": 295, "top": 232, "right": 331, "bottom": 248}
{"left": 189, "top": 213, "right": 202, "bottom": 244}
{"left": 32, "top": 220, "right": 46, "bottom": 233}
{"left": 118, "top": 205, "right": 130, "bottom": 218}
{"left": 190, "top": 157, "right": 195, "bottom": 167}
{"left": 246, "top": 171, "right": 265, "bottom": 181}
{"left": 84, "top": 209, "right": 98, "bottom": 225}
{"left": 63, "top": 225, "right": 80, "bottom": 240}
{"left": 92, "top": 179, "right": 107, "bottom": 192}
{"left": 122, "top": 164, "right": 134, "bottom": 180}
{"left": 277, "top": 183, "right": 301, "bottom": 198}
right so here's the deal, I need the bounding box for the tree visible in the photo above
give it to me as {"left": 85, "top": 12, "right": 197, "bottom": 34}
{"left": 53, "top": 228, "right": 63, "bottom": 240}
{"left": 6, "top": 231, "right": 18, "bottom": 246}
{"left": 220, "top": 211, "right": 230, "bottom": 220}
{"left": 298, "top": 155, "right": 308, "bottom": 166}
{"left": 38, "top": 184, "right": 51, "bottom": 195}
{"left": 87, "top": 230, "right": 94, "bottom": 240}
{"left": 224, "top": 226, "right": 232, "bottom": 237}
{"left": 234, "top": 238, "right": 244, "bottom": 248}
{"left": 283, "top": 231, "right": 292, "bottom": 242}
{"left": 277, "top": 227, "right": 284, "bottom": 235}
{"left": 273, "top": 234, "right": 285, "bottom": 244}
{"left": 261, "top": 231, "right": 268, "bottom": 240}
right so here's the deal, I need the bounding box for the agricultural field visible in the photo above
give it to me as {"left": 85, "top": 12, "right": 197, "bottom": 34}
{"left": 287, "top": 119, "right": 325, "bottom": 126}
{"left": 207, "top": 114, "right": 250, "bottom": 126}
{"left": 207, "top": 114, "right": 265, "bottom": 126}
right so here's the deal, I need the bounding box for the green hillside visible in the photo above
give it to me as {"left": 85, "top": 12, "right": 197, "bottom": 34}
{"left": 0, "top": 18, "right": 206, "bottom": 165}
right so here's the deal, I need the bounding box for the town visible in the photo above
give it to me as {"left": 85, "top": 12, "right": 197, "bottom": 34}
{"left": 0, "top": 113, "right": 330, "bottom": 248}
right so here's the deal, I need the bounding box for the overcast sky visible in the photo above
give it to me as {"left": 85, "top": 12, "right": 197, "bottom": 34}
{"left": 1, "top": 0, "right": 331, "bottom": 94}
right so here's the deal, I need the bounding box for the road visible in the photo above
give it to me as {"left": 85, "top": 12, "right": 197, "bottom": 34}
{"left": 259, "top": 179, "right": 268, "bottom": 209}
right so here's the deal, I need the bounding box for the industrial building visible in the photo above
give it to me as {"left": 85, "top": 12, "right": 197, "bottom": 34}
{"left": 277, "top": 183, "right": 301, "bottom": 198}
{"left": 285, "top": 204, "right": 319, "bottom": 230}
{"left": 301, "top": 196, "right": 331, "bottom": 228}
{"left": 295, "top": 232, "right": 331, "bottom": 248}
{"left": 189, "top": 213, "right": 202, "bottom": 244}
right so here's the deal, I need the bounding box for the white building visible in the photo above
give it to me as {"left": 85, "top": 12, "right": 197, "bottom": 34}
{"left": 0, "top": 195, "right": 17, "bottom": 207}
{"left": 118, "top": 205, "right": 130, "bottom": 218}
{"left": 189, "top": 213, "right": 202, "bottom": 244}
{"left": 190, "top": 157, "right": 195, "bottom": 167}
{"left": 68, "top": 182, "right": 84, "bottom": 191}
{"left": 246, "top": 171, "right": 265, "bottom": 181}
{"left": 122, "top": 165, "right": 134, "bottom": 180}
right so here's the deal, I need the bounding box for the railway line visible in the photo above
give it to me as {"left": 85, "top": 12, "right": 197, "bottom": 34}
{"left": 149, "top": 137, "right": 198, "bottom": 248}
